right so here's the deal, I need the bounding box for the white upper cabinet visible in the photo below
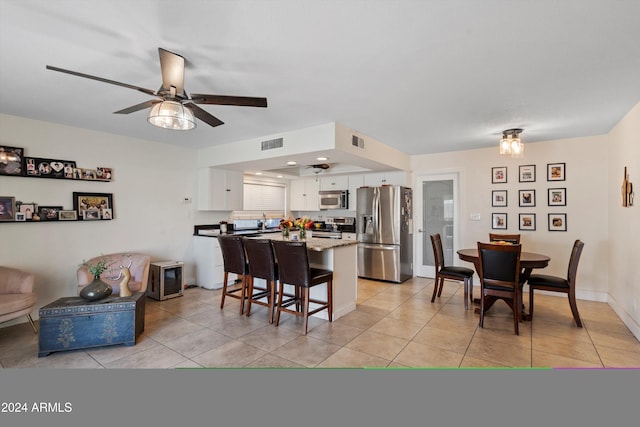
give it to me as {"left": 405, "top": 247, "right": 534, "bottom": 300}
{"left": 319, "top": 175, "right": 349, "bottom": 191}
{"left": 198, "top": 168, "right": 244, "bottom": 211}
{"left": 363, "top": 171, "right": 410, "bottom": 187}
{"left": 290, "top": 178, "right": 320, "bottom": 211}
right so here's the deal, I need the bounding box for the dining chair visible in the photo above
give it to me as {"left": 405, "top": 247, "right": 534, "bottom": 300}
{"left": 489, "top": 233, "right": 521, "bottom": 244}
{"left": 271, "top": 240, "right": 333, "bottom": 335}
{"left": 243, "top": 238, "right": 279, "bottom": 323}
{"left": 430, "top": 234, "right": 475, "bottom": 309}
{"left": 217, "top": 235, "right": 250, "bottom": 314}
{"left": 477, "top": 242, "right": 522, "bottom": 335}
{"left": 527, "top": 240, "right": 585, "bottom": 327}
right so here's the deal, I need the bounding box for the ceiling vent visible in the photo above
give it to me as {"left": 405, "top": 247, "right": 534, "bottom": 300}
{"left": 261, "top": 137, "right": 284, "bottom": 150}
{"left": 352, "top": 135, "right": 364, "bottom": 149}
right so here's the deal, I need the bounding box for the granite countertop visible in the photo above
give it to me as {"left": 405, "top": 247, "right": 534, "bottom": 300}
{"left": 249, "top": 234, "right": 358, "bottom": 251}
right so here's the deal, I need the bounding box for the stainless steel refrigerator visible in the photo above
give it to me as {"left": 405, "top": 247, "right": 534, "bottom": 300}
{"left": 357, "top": 186, "right": 413, "bottom": 283}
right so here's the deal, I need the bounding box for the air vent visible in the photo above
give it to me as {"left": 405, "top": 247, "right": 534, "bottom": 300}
{"left": 352, "top": 135, "right": 364, "bottom": 149}
{"left": 261, "top": 137, "right": 283, "bottom": 150}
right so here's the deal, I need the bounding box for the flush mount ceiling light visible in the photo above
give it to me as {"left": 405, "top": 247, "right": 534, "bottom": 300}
{"left": 499, "top": 128, "right": 524, "bottom": 158}
{"left": 147, "top": 100, "right": 196, "bottom": 130}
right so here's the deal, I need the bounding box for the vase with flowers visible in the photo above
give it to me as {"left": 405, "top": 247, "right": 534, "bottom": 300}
{"left": 79, "top": 255, "right": 115, "bottom": 301}
{"left": 279, "top": 217, "right": 294, "bottom": 239}
{"left": 295, "top": 217, "right": 314, "bottom": 240}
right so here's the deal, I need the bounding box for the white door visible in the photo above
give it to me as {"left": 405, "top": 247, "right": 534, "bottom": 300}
{"left": 415, "top": 173, "right": 459, "bottom": 278}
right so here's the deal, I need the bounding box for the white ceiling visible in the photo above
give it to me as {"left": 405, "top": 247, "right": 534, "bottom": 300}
{"left": 2, "top": 1, "right": 640, "bottom": 166}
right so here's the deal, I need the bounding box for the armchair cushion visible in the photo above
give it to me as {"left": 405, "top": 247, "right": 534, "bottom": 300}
{"left": 77, "top": 253, "right": 151, "bottom": 296}
{"left": 0, "top": 266, "right": 37, "bottom": 324}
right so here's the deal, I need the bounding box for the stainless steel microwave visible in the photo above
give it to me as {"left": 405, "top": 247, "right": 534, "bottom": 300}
{"left": 319, "top": 190, "right": 349, "bottom": 210}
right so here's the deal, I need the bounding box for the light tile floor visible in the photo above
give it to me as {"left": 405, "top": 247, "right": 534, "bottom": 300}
{"left": 2, "top": 277, "right": 640, "bottom": 369}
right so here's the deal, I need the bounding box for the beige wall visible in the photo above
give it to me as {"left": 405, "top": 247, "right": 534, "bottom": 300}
{"left": 0, "top": 114, "right": 230, "bottom": 323}
{"left": 607, "top": 102, "right": 640, "bottom": 338}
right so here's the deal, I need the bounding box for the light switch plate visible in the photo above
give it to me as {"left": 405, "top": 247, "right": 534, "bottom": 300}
{"left": 470, "top": 213, "right": 481, "bottom": 221}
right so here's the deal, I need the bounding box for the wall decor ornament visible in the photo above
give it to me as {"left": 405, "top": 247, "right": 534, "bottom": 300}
{"left": 519, "top": 165, "right": 536, "bottom": 182}
{"left": 519, "top": 189, "right": 536, "bottom": 207}
{"left": 492, "top": 166, "right": 507, "bottom": 184}
{"left": 519, "top": 213, "right": 536, "bottom": 231}
{"left": 547, "top": 162, "right": 566, "bottom": 181}
{"left": 548, "top": 188, "right": 566, "bottom": 206}
{"left": 622, "top": 166, "right": 634, "bottom": 207}
{"left": 492, "top": 190, "right": 507, "bottom": 207}
{"left": 492, "top": 213, "right": 507, "bottom": 230}
{"left": 548, "top": 213, "right": 567, "bottom": 232}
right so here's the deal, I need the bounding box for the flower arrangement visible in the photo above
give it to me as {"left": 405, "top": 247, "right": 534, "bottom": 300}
{"left": 80, "top": 255, "right": 115, "bottom": 278}
{"left": 294, "top": 217, "right": 314, "bottom": 230}
{"left": 279, "top": 217, "right": 294, "bottom": 230}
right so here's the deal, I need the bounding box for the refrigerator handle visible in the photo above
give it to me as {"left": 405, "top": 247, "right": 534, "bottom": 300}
{"left": 358, "top": 243, "right": 398, "bottom": 251}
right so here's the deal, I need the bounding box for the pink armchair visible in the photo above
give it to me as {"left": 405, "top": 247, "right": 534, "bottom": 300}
{"left": 77, "top": 253, "right": 151, "bottom": 296}
{"left": 0, "top": 266, "right": 38, "bottom": 333}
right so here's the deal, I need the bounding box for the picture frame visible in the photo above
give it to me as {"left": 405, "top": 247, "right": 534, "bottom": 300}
{"left": 547, "top": 162, "right": 566, "bottom": 181}
{"left": 83, "top": 209, "right": 101, "bottom": 220}
{"left": 492, "top": 213, "right": 507, "bottom": 229}
{"left": 73, "top": 192, "right": 114, "bottom": 220}
{"left": 492, "top": 166, "right": 507, "bottom": 184}
{"left": 25, "top": 157, "right": 76, "bottom": 179}
{"left": 96, "top": 167, "right": 113, "bottom": 181}
{"left": 58, "top": 210, "right": 78, "bottom": 221}
{"left": 519, "top": 213, "right": 536, "bottom": 231}
{"left": 548, "top": 213, "right": 567, "bottom": 231}
{"left": 82, "top": 169, "right": 97, "bottom": 180}
{"left": 492, "top": 190, "right": 508, "bottom": 207}
{"left": 38, "top": 205, "right": 64, "bottom": 221}
{"left": 0, "top": 145, "right": 25, "bottom": 176}
{"left": 101, "top": 208, "right": 113, "bottom": 220}
{"left": 15, "top": 212, "right": 26, "bottom": 222}
{"left": 18, "top": 202, "right": 37, "bottom": 220}
{"left": 0, "top": 196, "right": 16, "bottom": 221}
{"left": 519, "top": 164, "right": 536, "bottom": 182}
{"left": 519, "top": 189, "right": 536, "bottom": 207}
{"left": 72, "top": 168, "right": 83, "bottom": 180}
{"left": 548, "top": 188, "right": 566, "bottom": 206}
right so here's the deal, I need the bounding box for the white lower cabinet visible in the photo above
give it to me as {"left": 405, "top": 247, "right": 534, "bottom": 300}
{"left": 194, "top": 236, "right": 234, "bottom": 289}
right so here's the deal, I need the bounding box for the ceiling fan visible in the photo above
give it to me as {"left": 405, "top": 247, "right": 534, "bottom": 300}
{"left": 46, "top": 48, "right": 267, "bottom": 130}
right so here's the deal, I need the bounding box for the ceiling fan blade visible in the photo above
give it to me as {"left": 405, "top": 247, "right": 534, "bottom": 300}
{"left": 158, "top": 48, "right": 185, "bottom": 96}
{"left": 46, "top": 65, "right": 157, "bottom": 96}
{"left": 187, "top": 103, "right": 224, "bottom": 127}
{"left": 113, "top": 100, "right": 160, "bottom": 114}
{"left": 190, "top": 94, "right": 268, "bottom": 108}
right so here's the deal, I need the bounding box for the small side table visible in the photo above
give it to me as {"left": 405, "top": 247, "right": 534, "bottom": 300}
{"left": 38, "top": 292, "right": 145, "bottom": 357}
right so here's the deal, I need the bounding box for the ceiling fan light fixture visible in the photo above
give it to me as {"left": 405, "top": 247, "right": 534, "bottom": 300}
{"left": 499, "top": 128, "right": 524, "bottom": 158}
{"left": 147, "top": 100, "right": 196, "bottom": 130}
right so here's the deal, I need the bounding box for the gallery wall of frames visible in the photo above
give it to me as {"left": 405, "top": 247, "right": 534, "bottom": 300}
{"left": 0, "top": 145, "right": 114, "bottom": 222}
{"left": 490, "top": 162, "right": 567, "bottom": 232}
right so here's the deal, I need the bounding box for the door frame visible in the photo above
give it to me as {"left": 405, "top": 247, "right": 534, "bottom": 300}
{"left": 414, "top": 171, "right": 461, "bottom": 278}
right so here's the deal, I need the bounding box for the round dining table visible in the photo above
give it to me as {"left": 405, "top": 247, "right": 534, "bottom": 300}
{"left": 457, "top": 248, "right": 550, "bottom": 320}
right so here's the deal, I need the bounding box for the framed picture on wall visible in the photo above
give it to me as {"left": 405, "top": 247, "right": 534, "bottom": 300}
{"left": 0, "top": 145, "right": 25, "bottom": 176}
{"left": 492, "top": 190, "right": 508, "bottom": 207}
{"left": 38, "top": 205, "right": 64, "bottom": 221}
{"left": 519, "top": 213, "right": 536, "bottom": 231}
{"left": 59, "top": 210, "right": 78, "bottom": 221}
{"left": 492, "top": 166, "right": 507, "bottom": 183}
{"left": 492, "top": 213, "right": 507, "bottom": 229}
{"left": 0, "top": 196, "right": 16, "bottom": 221}
{"left": 548, "top": 188, "right": 566, "bottom": 206}
{"left": 548, "top": 213, "right": 567, "bottom": 231}
{"left": 519, "top": 165, "right": 536, "bottom": 182}
{"left": 519, "top": 189, "right": 536, "bottom": 207}
{"left": 73, "top": 192, "right": 114, "bottom": 220}
{"left": 547, "top": 162, "right": 566, "bottom": 181}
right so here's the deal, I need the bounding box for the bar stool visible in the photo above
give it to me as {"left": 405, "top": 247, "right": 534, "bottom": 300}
{"left": 271, "top": 240, "right": 333, "bottom": 335}
{"left": 217, "top": 235, "right": 250, "bottom": 314}
{"left": 243, "top": 238, "right": 280, "bottom": 323}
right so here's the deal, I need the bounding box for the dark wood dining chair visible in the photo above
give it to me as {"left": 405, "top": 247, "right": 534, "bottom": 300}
{"left": 477, "top": 242, "right": 522, "bottom": 335}
{"left": 271, "top": 240, "right": 333, "bottom": 335}
{"left": 217, "top": 235, "right": 250, "bottom": 314}
{"left": 243, "top": 238, "right": 279, "bottom": 323}
{"left": 430, "top": 234, "right": 475, "bottom": 309}
{"left": 489, "top": 233, "right": 521, "bottom": 244}
{"left": 527, "top": 240, "right": 585, "bottom": 327}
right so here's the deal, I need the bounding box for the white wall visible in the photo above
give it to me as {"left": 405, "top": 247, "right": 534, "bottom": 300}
{"left": 607, "top": 102, "right": 640, "bottom": 338}
{"left": 0, "top": 114, "right": 229, "bottom": 324}
{"left": 411, "top": 135, "right": 610, "bottom": 300}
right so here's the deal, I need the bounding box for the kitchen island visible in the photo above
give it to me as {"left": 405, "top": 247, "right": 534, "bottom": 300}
{"left": 249, "top": 234, "right": 358, "bottom": 321}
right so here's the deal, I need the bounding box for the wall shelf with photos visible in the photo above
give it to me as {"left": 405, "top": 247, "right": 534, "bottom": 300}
{"left": 0, "top": 145, "right": 113, "bottom": 182}
{"left": 0, "top": 193, "right": 114, "bottom": 223}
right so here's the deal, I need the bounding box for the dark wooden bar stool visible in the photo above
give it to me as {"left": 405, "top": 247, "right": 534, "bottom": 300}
{"left": 243, "top": 238, "right": 280, "bottom": 323}
{"left": 271, "top": 240, "right": 333, "bottom": 335}
{"left": 217, "top": 235, "right": 250, "bottom": 314}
